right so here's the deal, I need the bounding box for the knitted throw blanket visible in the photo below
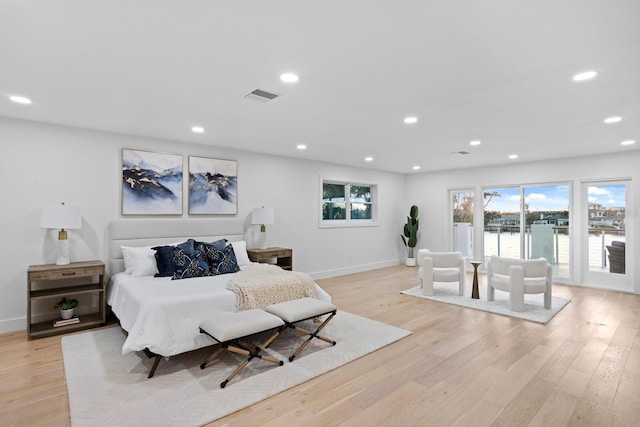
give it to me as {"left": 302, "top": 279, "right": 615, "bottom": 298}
{"left": 228, "top": 263, "right": 318, "bottom": 310}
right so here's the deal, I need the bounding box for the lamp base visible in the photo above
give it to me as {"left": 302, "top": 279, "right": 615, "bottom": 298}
{"left": 258, "top": 231, "right": 267, "bottom": 250}
{"left": 56, "top": 238, "right": 70, "bottom": 265}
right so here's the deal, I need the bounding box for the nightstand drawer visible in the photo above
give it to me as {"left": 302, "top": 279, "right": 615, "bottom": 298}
{"left": 28, "top": 265, "right": 103, "bottom": 281}
{"left": 256, "top": 248, "right": 291, "bottom": 259}
{"left": 247, "top": 247, "right": 293, "bottom": 270}
{"left": 28, "top": 263, "right": 104, "bottom": 281}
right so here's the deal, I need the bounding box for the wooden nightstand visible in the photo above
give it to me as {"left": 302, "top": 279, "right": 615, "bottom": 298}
{"left": 27, "top": 260, "right": 106, "bottom": 338}
{"left": 247, "top": 247, "right": 293, "bottom": 271}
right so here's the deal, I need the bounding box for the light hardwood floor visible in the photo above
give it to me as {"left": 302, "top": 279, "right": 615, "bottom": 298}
{"left": 2, "top": 265, "right": 639, "bottom": 426}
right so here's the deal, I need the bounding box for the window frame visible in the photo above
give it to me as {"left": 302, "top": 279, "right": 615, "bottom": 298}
{"left": 319, "top": 178, "right": 378, "bottom": 228}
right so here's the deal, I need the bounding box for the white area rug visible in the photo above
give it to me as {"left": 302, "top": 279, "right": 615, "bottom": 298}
{"left": 401, "top": 282, "right": 570, "bottom": 324}
{"left": 62, "top": 311, "right": 411, "bottom": 427}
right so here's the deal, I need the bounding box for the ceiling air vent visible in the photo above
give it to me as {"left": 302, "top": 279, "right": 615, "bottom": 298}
{"left": 451, "top": 150, "right": 470, "bottom": 155}
{"left": 244, "top": 88, "right": 280, "bottom": 102}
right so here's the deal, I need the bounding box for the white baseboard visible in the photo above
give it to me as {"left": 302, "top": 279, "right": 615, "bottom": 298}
{"left": 309, "top": 259, "right": 402, "bottom": 280}
{"left": 0, "top": 317, "right": 26, "bottom": 335}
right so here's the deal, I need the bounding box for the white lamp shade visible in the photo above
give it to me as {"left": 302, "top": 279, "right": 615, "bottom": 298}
{"left": 40, "top": 203, "right": 82, "bottom": 229}
{"left": 251, "top": 207, "right": 274, "bottom": 225}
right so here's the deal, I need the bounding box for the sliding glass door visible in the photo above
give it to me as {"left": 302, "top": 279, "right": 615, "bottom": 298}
{"left": 524, "top": 185, "right": 570, "bottom": 279}
{"left": 479, "top": 183, "right": 571, "bottom": 281}
{"left": 483, "top": 187, "right": 522, "bottom": 262}
{"left": 450, "top": 190, "right": 474, "bottom": 259}
{"left": 582, "top": 180, "right": 630, "bottom": 291}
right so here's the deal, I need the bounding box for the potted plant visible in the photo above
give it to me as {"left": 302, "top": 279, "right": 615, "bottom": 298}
{"left": 401, "top": 205, "right": 419, "bottom": 266}
{"left": 54, "top": 297, "right": 78, "bottom": 320}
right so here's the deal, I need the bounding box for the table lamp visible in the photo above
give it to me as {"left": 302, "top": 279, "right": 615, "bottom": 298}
{"left": 40, "top": 202, "right": 82, "bottom": 265}
{"left": 251, "top": 207, "right": 274, "bottom": 249}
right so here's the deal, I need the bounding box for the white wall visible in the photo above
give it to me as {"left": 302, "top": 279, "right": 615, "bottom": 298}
{"left": 4, "top": 115, "right": 637, "bottom": 334}
{"left": 0, "top": 117, "right": 406, "bottom": 333}
{"left": 405, "top": 151, "right": 639, "bottom": 294}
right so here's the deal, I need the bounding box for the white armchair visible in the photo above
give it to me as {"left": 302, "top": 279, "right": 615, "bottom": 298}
{"left": 418, "top": 249, "right": 466, "bottom": 296}
{"left": 487, "top": 256, "right": 552, "bottom": 312}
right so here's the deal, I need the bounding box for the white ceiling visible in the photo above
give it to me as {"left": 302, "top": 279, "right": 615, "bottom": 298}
{"left": 1, "top": 1, "right": 639, "bottom": 174}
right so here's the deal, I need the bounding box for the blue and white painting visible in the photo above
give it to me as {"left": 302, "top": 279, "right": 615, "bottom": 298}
{"left": 188, "top": 156, "right": 237, "bottom": 214}
{"left": 122, "top": 149, "right": 183, "bottom": 215}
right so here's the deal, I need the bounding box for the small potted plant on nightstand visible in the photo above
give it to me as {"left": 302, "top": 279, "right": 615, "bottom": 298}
{"left": 54, "top": 297, "right": 79, "bottom": 320}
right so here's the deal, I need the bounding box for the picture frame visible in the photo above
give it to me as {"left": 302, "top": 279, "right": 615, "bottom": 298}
{"left": 188, "top": 156, "right": 238, "bottom": 214}
{"left": 121, "top": 148, "right": 183, "bottom": 215}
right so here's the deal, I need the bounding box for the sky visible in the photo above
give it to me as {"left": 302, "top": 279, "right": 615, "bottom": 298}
{"left": 587, "top": 185, "right": 627, "bottom": 208}
{"left": 483, "top": 184, "right": 626, "bottom": 212}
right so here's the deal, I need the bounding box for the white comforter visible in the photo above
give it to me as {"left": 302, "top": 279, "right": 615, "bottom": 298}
{"left": 107, "top": 266, "right": 330, "bottom": 356}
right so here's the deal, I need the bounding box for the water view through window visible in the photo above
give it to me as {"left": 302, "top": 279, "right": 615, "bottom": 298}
{"left": 587, "top": 183, "right": 626, "bottom": 274}
{"left": 451, "top": 182, "right": 628, "bottom": 282}
{"left": 482, "top": 184, "right": 571, "bottom": 280}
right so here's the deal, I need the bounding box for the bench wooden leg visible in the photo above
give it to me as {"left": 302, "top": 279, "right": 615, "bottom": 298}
{"left": 289, "top": 311, "right": 337, "bottom": 362}
{"left": 199, "top": 346, "right": 225, "bottom": 369}
{"left": 200, "top": 328, "right": 284, "bottom": 388}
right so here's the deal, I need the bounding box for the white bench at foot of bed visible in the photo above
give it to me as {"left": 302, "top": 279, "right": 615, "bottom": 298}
{"left": 197, "top": 298, "right": 338, "bottom": 387}
{"left": 199, "top": 309, "right": 285, "bottom": 388}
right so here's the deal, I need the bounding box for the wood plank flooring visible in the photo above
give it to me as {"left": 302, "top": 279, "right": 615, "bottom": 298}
{"left": 1, "top": 265, "right": 638, "bottom": 426}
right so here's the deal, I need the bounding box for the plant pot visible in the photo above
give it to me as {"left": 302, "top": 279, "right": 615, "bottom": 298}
{"left": 405, "top": 257, "right": 416, "bottom": 267}
{"left": 60, "top": 308, "right": 74, "bottom": 320}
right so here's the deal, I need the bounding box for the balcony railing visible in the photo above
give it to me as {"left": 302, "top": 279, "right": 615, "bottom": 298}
{"left": 478, "top": 225, "right": 625, "bottom": 277}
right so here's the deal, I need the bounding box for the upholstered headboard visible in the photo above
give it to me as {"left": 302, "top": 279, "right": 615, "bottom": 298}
{"left": 107, "top": 219, "right": 245, "bottom": 275}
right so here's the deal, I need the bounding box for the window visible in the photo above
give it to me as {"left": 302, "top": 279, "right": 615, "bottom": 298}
{"left": 450, "top": 189, "right": 474, "bottom": 258}
{"left": 479, "top": 184, "right": 571, "bottom": 280}
{"left": 320, "top": 180, "right": 377, "bottom": 227}
{"left": 585, "top": 182, "right": 627, "bottom": 275}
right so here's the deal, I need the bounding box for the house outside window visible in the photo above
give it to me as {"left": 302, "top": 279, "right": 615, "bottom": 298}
{"left": 320, "top": 179, "right": 377, "bottom": 227}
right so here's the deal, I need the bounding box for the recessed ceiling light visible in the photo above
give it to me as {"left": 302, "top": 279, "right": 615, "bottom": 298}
{"left": 412, "top": 165, "right": 421, "bottom": 170}
{"left": 404, "top": 116, "right": 418, "bottom": 124}
{"left": 469, "top": 140, "right": 481, "bottom": 146}
{"left": 604, "top": 116, "right": 622, "bottom": 124}
{"left": 9, "top": 95, "right": 32, "bottom": 104}
{"left": 621, "top": 140, "right": 635, "bottom": 146}
{"left": 572, "top": 70, "right": 598, "bottom": 81}
{"left": 191, "top": 126, "right": 204, "bottom": 133}
{"left": 280, "top": 73, "right": 299, "bottom": 83}
{"left": 508, "top": 154, "right": 518, "bottom": 159}
{"left": 364, "top": 156, "right": 373, "bottom": 162}
{"left": 296, "top": 144, "right": 307, "bottom": 150}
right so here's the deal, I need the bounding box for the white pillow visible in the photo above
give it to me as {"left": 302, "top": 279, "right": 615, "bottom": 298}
{"left": 120, "top": 245, "right": 159, "bottom": 276}
{"left": 230, "top": 240, "right": 251, "bottom": 268}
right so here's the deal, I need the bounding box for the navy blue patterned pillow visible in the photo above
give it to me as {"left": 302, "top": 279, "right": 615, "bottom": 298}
{"left": 153, "top": 240, "right": 194, "bottom": 277}
{"left": 208, "top": 244, "right": 240, "bottom": 275}
{"left": 195, "top": 238, "right": 227, "bottom": 250}
{"left": 195, "top": 239, "right": 228, "bottom": 267}
{"left": 172, "top": 247, "right": 210, "bottom": 280}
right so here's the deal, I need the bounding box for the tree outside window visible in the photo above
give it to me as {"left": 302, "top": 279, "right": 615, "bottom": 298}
{"left": 322, "top": 181, "right": 375, "bottom": 223}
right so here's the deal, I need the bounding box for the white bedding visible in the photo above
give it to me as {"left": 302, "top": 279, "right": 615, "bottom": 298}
{"left": 107, "top": 266, "right": 331, "bottom": 357}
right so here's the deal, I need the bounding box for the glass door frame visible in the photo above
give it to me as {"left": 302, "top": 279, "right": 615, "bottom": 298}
{"left": 450, "top": 182, "right": 573, "bottom": 282}
{"left": 581, "top": 179, "right": 632, "bottom": 292}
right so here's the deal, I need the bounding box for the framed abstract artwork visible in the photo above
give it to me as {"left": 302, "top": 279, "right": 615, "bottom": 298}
{"left": 188, "top": 156, "right": 238, "bottom": 214}
{"left": 121, "top": 149, "right": 183, "bottom": 215}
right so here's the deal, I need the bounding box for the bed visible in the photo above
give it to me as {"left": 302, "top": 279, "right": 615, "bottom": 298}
{"left": 105, "top": 219, "right": 330, "bottom": 377}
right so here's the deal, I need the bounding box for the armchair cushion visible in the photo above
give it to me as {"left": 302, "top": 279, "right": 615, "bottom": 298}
{"left": 491, "top": 273, "right": 547, "bottom": 293}
{"left": 433, "top": 268, "right": 463, "bottom": 282}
